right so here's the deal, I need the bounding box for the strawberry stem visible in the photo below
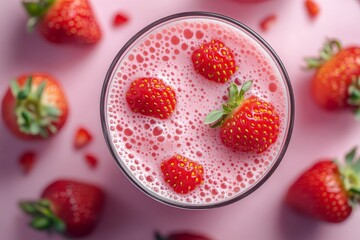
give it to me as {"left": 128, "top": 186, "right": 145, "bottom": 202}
{"left": 338, "top": 147, "right": 360, "bottom": 205}
{"left": 23, "top": 0, "right": 55, "bottom": 31}
{"left": 11, "top": 76, "right": 62, "bottom": 138}
{"left": 305, "top": 39, "right": 342, "bottom": 69}
{"left": 20, "top": 199, "right": 66, "bottom": 234}
{"left": 204, "top": 80, "right": 253, "bottom": 127}
{"left": 347, "top": 76, "right": 360, "bottom": 120}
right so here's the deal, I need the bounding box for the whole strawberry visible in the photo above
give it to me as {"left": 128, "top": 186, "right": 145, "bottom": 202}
{"left": 2, "top": 73, "right": 68, "bottom": 139}
{"left": 161, "top": 154, "right": 204, "bottom": 194}
{"left": 126, "top": 77, "right": 177, "bottom": 119}
{"left": 306, "top": 39, "right": 360, "bottom": 116}
{"left": 20, "top": 179, "right": 105, "bottom": 238}
{"left": 155, "top": 231, "right": 212, "bottom": 240}
{"left": 205, "top": 81, "right": 280, "bottom": 153}
{"left": 286, "top": 148, "right": 360, "bottom": 223}
{"left": 192, "top": 39, "right": 237, "bottom": 83}
{"left": 23, "top": 0, "right": 101, "bottom": 45}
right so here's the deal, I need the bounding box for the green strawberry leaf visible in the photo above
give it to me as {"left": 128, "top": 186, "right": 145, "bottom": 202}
{"left": 30, "top": 217, "right": 51, "bottom": 230}
{"left": 44, "top": 106, "right": 62, "bottom": 118}
{"left": 204, "top": 110, "right": 225, "bottom": 125}
{"left": 345, "top": 147, "right": 357, "bottom": 165}
{"left": 229, "top": 83, "right": 238, "bottom": 99}
{"left": 29, "top": 123, "right": 41, "bottom": 135}
{"left": 23, "top": 2, "right": 44, "bottom": 16}
{"left": 353, "top": 159, "right": 360, "bottom": 173}
{"left": 305, "top": 39, "right": 342, "bottom": 69}
{"left": 19, "top": 76, "right": 33, "bottom": 100}
{"left": 354, "top": 108, "right": 360, "bottom": 121}
{"left": 240, "top": 80, "right": 253, "bottom": 94}
{"left": 10, "top": 80, "right": 20, "bottom": 97}
{"left": 37, "top": 199, "right": 51, "bottom": 207}
{"left": 53, "top": 218, "right": 66, "bottom": 233}
{"left": 35, "top": 81, "right": 47, "bottom": 101}
{"left": 19, "top": 202, "right": 37, "bottom": 215}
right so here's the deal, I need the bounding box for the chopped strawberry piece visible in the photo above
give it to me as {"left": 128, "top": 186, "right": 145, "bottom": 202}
{"left": 74, "top": 127, "right": 93, "bottom": 149}
{"left": 113, "top": 13, "right": 129, "bottom": 27}
{"left": 305, "top": 0, "right": 320, "bottom": 18}
{"left": 260, "top": 15, "right": 277, "bottom": 32}
{"left": 19, "top": 151, "right": 36, "bottom": 174}
{"left": 85, "top": 154, "right": 98, "bottom": 169}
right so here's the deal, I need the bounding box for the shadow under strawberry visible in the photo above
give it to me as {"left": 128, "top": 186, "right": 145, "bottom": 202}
{"left": 4, "top": 16, "right": 97, "bottom": 75}
{"left": 277, "top": 202, "right": 321, "bottom": 240}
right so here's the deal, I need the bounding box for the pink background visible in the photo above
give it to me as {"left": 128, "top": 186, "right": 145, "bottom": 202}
{"left": 1, "top": 0, "right": 360, "bottom": 239}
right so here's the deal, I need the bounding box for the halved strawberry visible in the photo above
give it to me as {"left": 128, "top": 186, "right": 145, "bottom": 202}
{"left": 74, "top": 127, "right": 92, "bottom": 149}
{"left": 192, "top": 39, "right": 237, "bottom": 83}
{"left": 161, "top": 154, "right": 204, "bottom": 194}
{"left": 126, "top": 77, "right": 177, "bottom": 119}
{"left": 19, "top": 151, "right": 37, "bottom": 174}
{"left": 205, "top": 81, "right": 280, "bottom": 153}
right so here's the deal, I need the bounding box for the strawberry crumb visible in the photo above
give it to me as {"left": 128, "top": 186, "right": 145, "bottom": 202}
{"left": 19, "top": 151, "right": 36, "bottom": 174}
{"left": 113, "top": 13, "right": 129, "bottom": 27}
{"left": 260, "top": 15, "right": 277, "bottom": 32}
{"left": 85, "top": 154, "right": 98, "bottom": 169}
{"left": 74, "top": 127, "right": 93, "bottom": 149}
{"left": 305, "top": 0, "right": 320, "bottom": 18}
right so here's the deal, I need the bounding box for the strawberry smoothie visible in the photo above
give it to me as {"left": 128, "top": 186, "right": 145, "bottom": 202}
{"left": 101, "top": 12, "right": 294, "bottom": 208}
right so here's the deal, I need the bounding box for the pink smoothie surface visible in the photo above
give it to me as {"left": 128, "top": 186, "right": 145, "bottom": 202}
{"left": 103, "top": 14, "right": 292, "bottom": 207}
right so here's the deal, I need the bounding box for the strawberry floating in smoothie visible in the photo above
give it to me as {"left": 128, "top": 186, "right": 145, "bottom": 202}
{"left": 161, "top": 154, "right": 204, "bottom": 194}
{"left": 192, "top": 39, "right": 237, "bottom": 83}
{"left": 126, "top": 77, "right": 177, "bottom": 119}
{"left": 205, "top": 80, "right": 280, "bottom": 153}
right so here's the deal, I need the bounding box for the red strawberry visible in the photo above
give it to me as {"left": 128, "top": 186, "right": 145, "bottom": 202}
{"left": 305, "top": 0, "right": 320, "bottom": 18}
{"left": 2, "top": 73, "right": 68, "bottom": 139}
{"left": 192, "top": 39, "right": 237, "bottom": 83}
{"left": 20, "top": 179, "right": 105, "bottom": 237}
{"left": 126, "top": 77, "right": 177, "bottom": 119}
{"left": 260, "top": 15, "right": 277, "bottom": 32}
{"left": 85, "top": 153, "right": 98, "bottom": 169}
{"left": 19, "top": 151, "right": 37, "bottom": 174}
{"left": 205, "top": 81, "right": 280, "bottom": 153}
{"left": 286, "top": 148, "right": 360, "bottom": 223}
{"left": 306, "top": 39, "right": 360, "bottom": 116}
{"left": 23, "top": 0, "right": 101, "bottom": 45}
{"left": 155, "top": 231, "right": 212, "bottom": 240}
{"left": 161, "top": 154, "right": 204, "bottom": 194}
{"left": 74, "top": 127, "right": 92, "bottom": 149}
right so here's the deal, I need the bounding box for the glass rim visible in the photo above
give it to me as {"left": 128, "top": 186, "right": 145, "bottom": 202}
{"left": 100, "top": 11, "right": 295, "bottom": 209}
